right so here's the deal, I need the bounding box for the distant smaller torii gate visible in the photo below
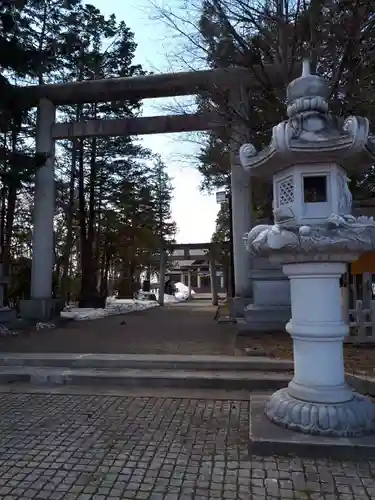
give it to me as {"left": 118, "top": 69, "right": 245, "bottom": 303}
{"left": 157, "top": 242, "right": 229, "bottom": 306}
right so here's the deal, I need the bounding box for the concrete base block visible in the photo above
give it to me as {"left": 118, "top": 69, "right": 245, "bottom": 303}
{"left": 250, "top": 394, "right": 375, "bottom": 459}
{"left": 228, "top": 297, "right": 252, "bottom": 318}
{"left": 253, "top": 278, "right": 290, "bottom": 307}
{"left": 238, "top": 304, "right": 291, "bottom": 333}
{"left": 19, "top": 298, "right": 63, "bottom": 321}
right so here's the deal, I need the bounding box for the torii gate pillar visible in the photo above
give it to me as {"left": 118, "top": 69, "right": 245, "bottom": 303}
{"left": 20, "top": 99, "right": 61, "bottom": 320}
{"left": 230, "top": 87, "right": 252, "bottom": 301}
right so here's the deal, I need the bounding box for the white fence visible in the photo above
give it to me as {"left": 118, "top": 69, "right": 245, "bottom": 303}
{"left": 343, "top": 271, "right": 375, "bottom": 344}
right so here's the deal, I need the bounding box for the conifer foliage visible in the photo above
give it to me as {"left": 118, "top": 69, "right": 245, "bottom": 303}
{"left": 0, "top": 0, "right": 176, "bottom": 304}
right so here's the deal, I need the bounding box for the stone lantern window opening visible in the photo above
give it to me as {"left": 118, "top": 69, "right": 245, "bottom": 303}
{"left": 299, "top": 166, "right": 332, "bottom": 223}
{"left": 303, "top": 174, "right": 327, "bottom": 203}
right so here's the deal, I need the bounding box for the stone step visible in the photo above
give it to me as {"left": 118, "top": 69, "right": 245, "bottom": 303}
{"left": 0, "top": 366, "right": 293, "bottom": 391}
{"left": 0, "top": 353, "right": 294, "bottom": 372}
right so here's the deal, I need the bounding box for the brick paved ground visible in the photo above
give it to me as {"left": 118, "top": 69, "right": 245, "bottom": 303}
{"left": 0, "top": 302, "right": 238, "bottom": 355}
{"left": 0, "top": 391, "right": 374, "bottom": 499}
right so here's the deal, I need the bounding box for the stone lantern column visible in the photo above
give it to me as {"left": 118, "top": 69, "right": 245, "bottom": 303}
{"left": 283, "top": 262, "right": 351, "bottom": 404}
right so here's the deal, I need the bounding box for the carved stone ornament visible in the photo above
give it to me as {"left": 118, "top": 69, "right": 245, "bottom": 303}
{"left": 265, "top": 388, "right": 375, "bottom": 437}
{"left": 239, "top": 60, "right": 375, "bottom": 180}
{"left": 245, "top": 213, "right": 375, "bottom": 263}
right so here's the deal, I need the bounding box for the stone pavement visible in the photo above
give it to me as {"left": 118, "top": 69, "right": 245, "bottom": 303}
{"left": 0, "top": 302, "right": 238, "bottom": 355}
{"left": 0, "top": 388, "right": 374, "bottom": 499}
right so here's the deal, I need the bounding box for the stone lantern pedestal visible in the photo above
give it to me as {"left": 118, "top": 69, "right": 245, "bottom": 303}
{"left": 267, "top": 258, "right": 375, "bottom": 436}
{"left": 239, "top": 60, "right": 375, "bottom": 446}
{"left": 253, "top": 220, "right": 375, "bottom": 437}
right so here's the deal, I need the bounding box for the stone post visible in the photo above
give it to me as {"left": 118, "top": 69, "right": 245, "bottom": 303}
{"left": 180, "top": 271, "right": 185, "bottom": 285}
{"left": 197, "top": 268, "right": 201, "bottom": 289}
{"left": 0, "top": 263, "right": 14, "bottom": 323}
{"left": 21, "top": 99, "right": 57, "bottom": 320}
{"left": 231, "top": 164, "right": 251, "bottom": 297}
{"left": 209, "top": 257, "right": 218, "bottom": 306}
{"left": 187, "top": 269, "right": 192, "bottom": 299}
{"left": 0, "top": 264, "right": 8, "bottom": 306}
{"left": 158, "top": 251, "right": 166, "bottom": 306}
{"left": 229, "top": 86, "right": 252, "bottom": 299}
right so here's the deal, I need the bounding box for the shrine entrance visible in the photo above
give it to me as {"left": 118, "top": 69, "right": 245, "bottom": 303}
{"left": 16, "top": 65, "right": 284, "bottom": 321}
{"left": 154, "top": 242, "right": 230, "bottom": 306}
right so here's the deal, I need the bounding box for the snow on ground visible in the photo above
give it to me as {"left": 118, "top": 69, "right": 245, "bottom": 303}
{"left": 61, "top": 298, "right": 159, "bottom": 321}
{"left": 175, "top": 282, "right": 196, "bottom": 296}
{"left": 164, "top": 293, "right": 181, "bottom": 303}
{"left": 60, "top": 282, "right": 196, "bottom": 321}
{"left": 151, "top": 291, "right": 186, "bottom": 303}
{"left": 151, "top": 282, "right": 196, "bottom": 303}
{"left": 174, "top": 282, "right": 196, "bottom": 301}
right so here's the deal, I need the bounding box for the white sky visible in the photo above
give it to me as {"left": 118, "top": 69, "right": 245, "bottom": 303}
{"left": 90, "top": 0, "right": 219, "bottom": 243}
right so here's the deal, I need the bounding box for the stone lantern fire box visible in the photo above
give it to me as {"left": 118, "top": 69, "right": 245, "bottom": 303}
{"left": 274, "top": 163, "right": 351, "bottom": 227}
{"left": 240, "top": 60, "right": 375, "bottom": 453}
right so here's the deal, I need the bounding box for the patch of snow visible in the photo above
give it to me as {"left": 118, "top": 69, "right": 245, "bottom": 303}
{"left": 164, "top": 293, "right": 181, "bottom": 303}
{"left": 36, "top": 322, "right": 55, "bottom": 330}
{"left": 61, "top": 298, "right": 159, "bottom": 321}
{"left": 175, "top": 291, "right": 189, "bottom": 301}
{"left": 155, "top": 289, "right": 195, "bottom": 303}
{"left": 174, "top": 282, "right": 196, "bottom": 296}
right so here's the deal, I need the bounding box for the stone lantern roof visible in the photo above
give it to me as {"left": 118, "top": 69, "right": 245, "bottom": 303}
{"left": 239, "top": 59, "right": 375, "bottom": 180}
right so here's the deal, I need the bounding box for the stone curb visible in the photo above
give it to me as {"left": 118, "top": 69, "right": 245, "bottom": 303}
{"left": 346, "top": 373, "right": 375, "bottom": 397}
{"left": 0, "top": 367, "right": 293, "bottom": 391}
{"left": 0, "top": 353, "right": 294, "bottom": 372}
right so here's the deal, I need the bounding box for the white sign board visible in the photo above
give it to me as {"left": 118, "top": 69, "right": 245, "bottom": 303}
{"left": 216, "top": 191, "right": 227, "bottom": 204}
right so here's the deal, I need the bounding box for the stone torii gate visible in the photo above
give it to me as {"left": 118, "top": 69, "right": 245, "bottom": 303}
{"left": 16, "top": 66, "right": 280, "bottom": 320}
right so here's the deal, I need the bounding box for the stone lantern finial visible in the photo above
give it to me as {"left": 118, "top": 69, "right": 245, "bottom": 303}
{"left": 286, "top": 59, "right": 329, "bottom": 118}
{"left": 301, "top": 58, "right": 311, "bottom": 77}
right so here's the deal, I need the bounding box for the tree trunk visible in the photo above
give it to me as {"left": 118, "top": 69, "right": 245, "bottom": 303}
{"left": 60, "top": 139, "right": 77, "bottom": 304}
{"left": 0, "top": 181, "right": 6, "bottom": 257}
{"left": 78, "top": 135, "right": 103, "bottom": 307}
{"left": 100, "top": 251, "right": 111, "bottom": 298}
{"left": 4, "top": 183, "right": 16, "bottom": 267}
{"left": 117, "top": 261, "right": 135, "bottom": 299}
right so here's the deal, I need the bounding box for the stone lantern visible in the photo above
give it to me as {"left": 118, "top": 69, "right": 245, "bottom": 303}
{"left": 240, "top": 60, "right": 375, "bottom": 437}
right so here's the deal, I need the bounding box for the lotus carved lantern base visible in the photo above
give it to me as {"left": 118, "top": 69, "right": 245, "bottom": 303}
{"left": 265, "top": 388, "right": 375, "bottom": 437}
